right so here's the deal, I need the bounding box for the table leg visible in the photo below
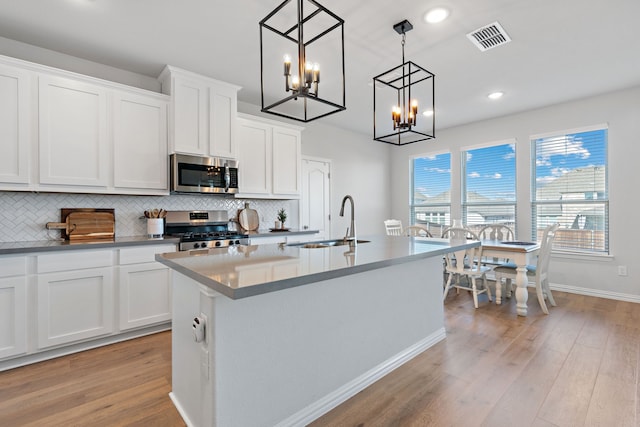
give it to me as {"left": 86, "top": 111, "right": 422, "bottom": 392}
{"left": 495, "top": 277, "right": 502, "bottom": 305}
{"left": 515, "top": 265, "right": 528, "bottom": 316}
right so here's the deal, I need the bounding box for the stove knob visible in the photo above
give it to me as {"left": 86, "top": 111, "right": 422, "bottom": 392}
{"left": 234, "top": 240, "right": 240, "bottom": 245}
{"left": 193, "top": 243, "right": 200, "bottom": 249}
{"left": 229, "top": 240, "right": 235, "bottom": 246}
{"left": 215, "top": 241, "right": 221, "bottom": 247}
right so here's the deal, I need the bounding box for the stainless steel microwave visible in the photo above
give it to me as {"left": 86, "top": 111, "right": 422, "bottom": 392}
{"left": 170, "top": 153, "right": 239, "bottom": 194}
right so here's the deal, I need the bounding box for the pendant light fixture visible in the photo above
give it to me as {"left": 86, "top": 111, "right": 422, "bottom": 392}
{"left": 259, "top": 0, "right": 346, "bottom": 122}
{"left": 373, "top": 20, "right": 435, "bottom": 145}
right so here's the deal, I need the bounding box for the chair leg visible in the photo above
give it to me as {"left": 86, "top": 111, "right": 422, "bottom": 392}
{"left": 483, "top": 274, "right": 492, "bottom": 302}
{"left": 443, "top": 272, "right": 454, "bottom": 301}
{"left": 543, "top": 278, "right": 557, "bottom": 307}
{"left": 505, "top": 278, "right": 513, "bottom": 298}
{"left": 536, "top": 281, "right": 549, "bottom": 314}
{"left": 494, "top": 276, "right": 503, "bottom": 305}
{"left": 470, "top": 277, "right": 479, "bottom": 309}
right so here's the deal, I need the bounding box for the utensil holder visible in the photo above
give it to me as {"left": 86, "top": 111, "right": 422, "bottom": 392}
{"left": 147, "top": 218, "right": 164, "bottom": 239}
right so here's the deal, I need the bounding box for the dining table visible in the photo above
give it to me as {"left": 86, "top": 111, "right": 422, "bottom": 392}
{"left": 481, "top": 239, "right": 540, "bottom": 316}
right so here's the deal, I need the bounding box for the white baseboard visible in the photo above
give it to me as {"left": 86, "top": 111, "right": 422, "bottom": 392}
{"left": 169, "top": 392, "right": 196, "bottom": 427}
{"left": 275, "top": 327, "right": 447, "bottom": 427}
{"left": 550, "top": 283, "right": 640, "bottom": 303}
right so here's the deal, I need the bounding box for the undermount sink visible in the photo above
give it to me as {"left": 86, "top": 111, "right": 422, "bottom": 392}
{"left": 290, "top": 239, "right": 371, "bottom": 249}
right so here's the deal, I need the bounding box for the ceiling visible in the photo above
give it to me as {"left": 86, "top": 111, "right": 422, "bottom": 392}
{"left": 0, "top": 0, "right": 638, "bottom": 137}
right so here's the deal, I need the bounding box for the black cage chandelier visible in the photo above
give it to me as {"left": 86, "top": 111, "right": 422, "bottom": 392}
{"left": 260, "top": 0, "right": 346, "bottom": 122}
{"left": 373, "top": 20, "right": 435, "bottom": 146}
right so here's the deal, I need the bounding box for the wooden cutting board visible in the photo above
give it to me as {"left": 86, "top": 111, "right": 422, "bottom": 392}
{"left": 47, "top": 209, "right": 115, "bottom": 241}
{"left": 238, "top": 205, "right": 259, "bottom": 231}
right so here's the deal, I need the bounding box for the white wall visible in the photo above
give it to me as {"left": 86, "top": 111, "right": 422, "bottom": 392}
{"left": 238, "top": 102, "right": 393, "bottom": 239}
{"left": 389, "top": 86, "right": 640, "bottom": 299}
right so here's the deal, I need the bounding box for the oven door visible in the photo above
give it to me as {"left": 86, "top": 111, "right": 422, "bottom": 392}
{"left": 170, "top": 154, "right": 238, "bottom": 194}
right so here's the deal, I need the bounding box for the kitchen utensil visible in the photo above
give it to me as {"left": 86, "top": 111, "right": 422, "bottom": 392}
{"left": 46, "top": 210, "right": 115, "bottom": 241}
{"left": 238, "top": 202, "right": 259, "bottom": 231}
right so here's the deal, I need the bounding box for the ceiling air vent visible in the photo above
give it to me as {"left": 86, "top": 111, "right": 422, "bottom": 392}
{"left": 467, "top": 21, "right": 511, "bottom": 52}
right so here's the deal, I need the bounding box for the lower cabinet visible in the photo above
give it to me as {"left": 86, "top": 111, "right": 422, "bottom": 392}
{"left": 0, "top": 243, "right": 177, "bottom": 369}
{"left": 37, "top": 267, "right": 114, "bottom": 349}
{"left": 0, "top": 276, "right": 27, "bottom": 359}
{"left": 118, "top": 263, "right": 171, "bottom": 330}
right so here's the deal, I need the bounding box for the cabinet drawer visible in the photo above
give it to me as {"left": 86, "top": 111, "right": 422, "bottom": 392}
{"left": 118, "top": 244, "right": 176, "bottom": 265}
{"left": 0, "top": 256, "right": 27, "bottom": 278}
{"left": 36, "top": 250, "right": 112, "bottom": 273}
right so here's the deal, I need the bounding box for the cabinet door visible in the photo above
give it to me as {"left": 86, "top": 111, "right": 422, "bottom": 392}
{"left": 38, "top": 75, "right": 108, "bottom": 187}
{"left": 37, "top": 267, "right": 114, "bottom": 349}
{"left": 0, "top": 64, "right": 30, "bottom": 185}
{"left": 272, "top": 126, "right": 301, "bottom": 196}
{"left": 113, "top": 91, "right": 168, "bottom": 191}
{"left": 119, "top": 263, "right": 171, "bottom": 331}
{"left": 209, "top": 84, "right": 237, "bottom": 158}
{"left": 0, "top": 277, "right": 27, "bottom": 359}
{"left": 237, "top": 119, "right": 272, "bottom": 195}
{"left": 172, "top": 76, "right": 208, "bottom": 155}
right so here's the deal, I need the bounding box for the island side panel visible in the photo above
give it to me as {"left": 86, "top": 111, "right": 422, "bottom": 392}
{"left": 195, "top": 256, "right": 445, "bottom": 427}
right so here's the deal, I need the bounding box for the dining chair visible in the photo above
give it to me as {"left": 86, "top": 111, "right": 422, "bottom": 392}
{"left": 442, "top": 228, "right": 493, "bottom": 308}
{"left": 384, "top": 219, "right": 403, "bottom": 236}
{"left": 477, "top": 224, "right": 515, "bottom": 266}
{"left": 478, "top": 224, "right": 514, "bottom": 241}
{"left": 493, "top": 223, "right": 559, "bottom": 314}
{"left": 405, "top": 225, "right": 433, "bottom": 237}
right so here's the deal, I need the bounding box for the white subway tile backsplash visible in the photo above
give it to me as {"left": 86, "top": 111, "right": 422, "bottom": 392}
{"left": 0, "top": 192, "right": 297, "bottom": 243}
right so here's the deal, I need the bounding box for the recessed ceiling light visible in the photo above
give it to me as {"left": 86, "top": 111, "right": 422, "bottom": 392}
{"left": 488, "top": 91, "right": 504, "bottom": 100}
{"left": 424, "top": 7, "right": 450, "bottom": 24}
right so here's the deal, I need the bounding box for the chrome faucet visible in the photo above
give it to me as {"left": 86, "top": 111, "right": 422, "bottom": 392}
{"left": 339, "top": 195, "right": 356, "bottom": 246}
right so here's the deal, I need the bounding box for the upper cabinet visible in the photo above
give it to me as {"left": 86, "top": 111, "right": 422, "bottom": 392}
{"left": 0, "top": 63, "right": 30, "bottom": 186}
{"left": 112, "top": 90, "right": 168, "bottom": 191}
{"left": 236, "top": 114, "right": 303, "bottom": 199}
{"left": 38, "top": 75, "right": 109, "bottom": 188}
{"left": 0, "top": 54, "right": 170, "bottom": 195}
{"left": 159, "top": 65, "right": 240, "bottom": 159}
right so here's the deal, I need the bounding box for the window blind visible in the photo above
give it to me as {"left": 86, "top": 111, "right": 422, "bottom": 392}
{"left": 531, "top": 127, "right": 608, "bottom": 253}
{"left": 462, "top": 142, "right": 516, "bottom": 235}
{"left": 411, "top": 153, "right": 451, "bottom": 236}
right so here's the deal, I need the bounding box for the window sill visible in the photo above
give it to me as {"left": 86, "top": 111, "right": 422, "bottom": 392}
{"left": 551, "top": 250, "right": 613, "bottom": 262}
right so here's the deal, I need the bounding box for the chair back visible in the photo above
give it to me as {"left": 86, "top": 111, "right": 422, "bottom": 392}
{"left": 441, "top": 227, "right": 479, "bottom": 241}
{"left": 405, "top": 225, "right": 432, "bottom": 237}
{"left": 478, "top": 224, "right": 514, "bottom": 241}
{"left": 444, "top": 243, "right": 485, "bottom": 274}
{"left": 384, "top": 219, "right": 403, "bottom": 236}
{"left": 535, "top": 223, "right": 559, "bottom": 282}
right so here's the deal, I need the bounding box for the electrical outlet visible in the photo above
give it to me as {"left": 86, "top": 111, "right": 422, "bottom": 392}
{"left": 618, "top": 265, "right": 628, "bottom": 276}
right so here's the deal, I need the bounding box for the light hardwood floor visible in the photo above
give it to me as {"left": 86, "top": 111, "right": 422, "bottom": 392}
{"left": 2, "top": 290, "right": 639, "bottom": 426}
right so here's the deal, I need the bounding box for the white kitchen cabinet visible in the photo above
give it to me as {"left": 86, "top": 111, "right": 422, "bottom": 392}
{"left": 113, "top": 90, "right": 168, "bottom": 193}
{"left": 236, "top": 114, "right": 303, "bottom": 199}
{"left": 272, "top": 126, "right": 302, "bottom": 195}
{"left": 237, "top": 119, "right": 272, "bottom": 195}
{"left": 37, "top": 266, "right": 114, "bottom": 349}
{"left": 0, "top": 256, "right": 27, "bottom": 360}
{"left": 0, "top": 63, "right": 31, "bottom": 188}
{"left": 117, "top": 244, "right": 175, "bottom": 331}
{"left": 159, "top": 65, "right": 240, "bottom": 158}
{"left": 0, "top": 53, "right": 169, "bottom": 196}
{"left": 38, "top": 75, "right": 109, "bottom": 189}
{"left": 36, "top": 249, "right": 114, "bottom": 349}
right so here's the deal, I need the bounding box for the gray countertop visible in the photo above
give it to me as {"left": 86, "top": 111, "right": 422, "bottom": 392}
{"left": 155, "top": 235, "right": 479, "bottom": 300}
{"left": 0, "top": 235, "right": 180, "bottom": 255}
{"left": 244, "top": 229, "right": 319, "bottom": 238}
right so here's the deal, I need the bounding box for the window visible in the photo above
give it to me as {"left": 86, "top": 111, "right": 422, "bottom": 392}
{"left": 411, "top": 153, "right": 451, "bottom": 236}
{"left": 531, "top": 126, "right": 608, "bottom": 254}
{"left": 462, "top": 142, "right": 516, "bottom": 235}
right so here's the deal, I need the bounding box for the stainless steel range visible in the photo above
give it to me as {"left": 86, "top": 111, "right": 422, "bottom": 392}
{"left": 164, "top": 210, "right": 249, "bottom": 251}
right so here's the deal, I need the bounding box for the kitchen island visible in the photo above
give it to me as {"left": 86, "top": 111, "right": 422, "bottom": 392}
{"left": 155, "top": 236, "right": 477, "bottom": 427}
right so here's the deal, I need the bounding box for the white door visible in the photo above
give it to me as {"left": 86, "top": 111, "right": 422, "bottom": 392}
{"left": 301, "top": 157, "right": 331, "bottom": 239}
